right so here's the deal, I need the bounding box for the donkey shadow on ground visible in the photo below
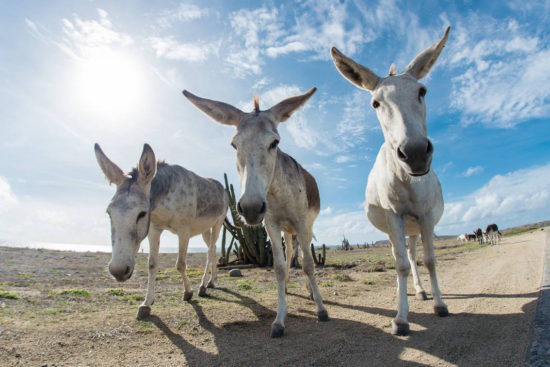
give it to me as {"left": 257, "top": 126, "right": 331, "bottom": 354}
{"left": 145, "top": 287, "right": 538, "bottom": 367}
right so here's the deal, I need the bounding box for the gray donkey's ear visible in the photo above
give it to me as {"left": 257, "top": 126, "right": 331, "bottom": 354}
{"left": 267, "top": 87, "right": 317, "bottom": 123}
{"left": 404, "top": 26, "right": 450, "bottom": 80}
{"left": 94, "top": 143, "right": 126, "bottom": 186}
{"left": 137, "top": 143, "right": 156, "bottom": 187}
{"left": 183, "top": 90, "right": 244, "bottom": 127}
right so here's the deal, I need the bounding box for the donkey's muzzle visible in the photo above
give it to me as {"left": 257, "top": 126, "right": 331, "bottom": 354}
{"left": 237, "top": 198, "right": 266, "bottom": 225}
{"left": 397, "top": 138, "right": 433, "bottom": 176}
{"left": 109, "top": 263, "right": 134, "bottom": 282}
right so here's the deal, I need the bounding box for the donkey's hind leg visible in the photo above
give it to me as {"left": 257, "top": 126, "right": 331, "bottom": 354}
{"left": 199, "top": 229, "right": 214, "bottom": 297}
{"left": 176, "top": 231, "right": 194, "bottom": 301}
{"left": 408, "top": 235, "right": 427, "bottom": 300}
{"left": 207, "top": 220, "right": 223, "bottom": 288}
{"left": 297, "top": 229, "right": 328, "bottom": 322}
{"left": 283, "top": 231, "right": 293, "bottom": 294}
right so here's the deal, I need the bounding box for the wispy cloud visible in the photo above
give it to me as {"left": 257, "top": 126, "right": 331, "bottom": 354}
{"left": 156, "top": 3, "right": 209, "bottom": 28}
{"left": 462, "top": 165, "right": 483, "bottom": 177}
{"left": 149, "top": 36, "right": 218, "bottom": 62}
{"left": 59, "top": 9, "right": 133, "bottom": 59}
{"left": 448, "top": 17, "right": 550, "bottom": 127}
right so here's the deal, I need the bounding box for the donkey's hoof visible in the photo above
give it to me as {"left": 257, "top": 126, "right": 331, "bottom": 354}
{"left": 391, "top": 319, "right": 410, "bottom": 336}
{"left": 270, "top": 323, "right": 285, "bottom": 338}
{"left": 317, "top": 310, "right": 329, "bottom": 322}
{"left": 136, "top": 306, "right": 151, "bottom": 320}
{"left": 434, "top": 305, "right": 449, "bottom": 317}
{"left": 183, "top": 290, "right": 193, "bottom": 301}
{"left": 198, "top": 286, "right": 207, "bottom": 297}
{"left": 207, "top": 282, "right": 215, "bottom": 289}
{"left": 416, "top": 291, "right": 428, "bottom": 300}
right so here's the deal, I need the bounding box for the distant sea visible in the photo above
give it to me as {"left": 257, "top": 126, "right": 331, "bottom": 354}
{"left": 0, "top": 241, "right": 209, "bottom": 253}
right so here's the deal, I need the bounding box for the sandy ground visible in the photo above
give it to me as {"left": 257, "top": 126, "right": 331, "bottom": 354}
{"left": 0, "top": 229, "right": 546, "bottom": 366}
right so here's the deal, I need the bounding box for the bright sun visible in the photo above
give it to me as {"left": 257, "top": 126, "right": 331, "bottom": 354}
{"left": 73, "top": 49, "right": 145, "bottom": 124}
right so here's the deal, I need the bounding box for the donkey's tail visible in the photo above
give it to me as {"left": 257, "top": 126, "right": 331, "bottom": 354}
{"left": 224, "top": 217, "right": 240, "bottom": 231}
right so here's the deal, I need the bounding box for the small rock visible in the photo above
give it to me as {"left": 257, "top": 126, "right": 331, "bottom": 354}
{"left": 229, "top": 269, "right": 243, "bottom": 277}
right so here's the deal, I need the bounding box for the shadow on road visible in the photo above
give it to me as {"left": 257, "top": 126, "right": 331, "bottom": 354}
{"left": 144, "top": 287, "right": 537, "bottom": 367}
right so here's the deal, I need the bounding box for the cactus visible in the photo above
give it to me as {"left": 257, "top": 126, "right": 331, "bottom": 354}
{"left": 311, "top": 243, "right": 326, "bottom": 267}
{"left": 221, "top": 173, "right": 273, "bottom": 267}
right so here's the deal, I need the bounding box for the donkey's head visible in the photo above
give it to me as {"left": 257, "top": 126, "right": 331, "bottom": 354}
{"left": 94, "top": 143, "right": 156, "bottom": 281}
{"left": 331, "top": 26, "right": 450, "bottom": 177}
{"left": 183, "top": 88, "right": 316, "bottom": 225}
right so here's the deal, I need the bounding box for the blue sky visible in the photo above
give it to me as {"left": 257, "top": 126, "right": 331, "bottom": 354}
{"left": 1, "top": 0, "right": 549, "bottom": 251}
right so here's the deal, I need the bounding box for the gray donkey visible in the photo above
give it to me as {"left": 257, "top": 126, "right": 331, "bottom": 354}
{"left": 95, "top": 143, "right": 228, "bottom": 319}
{"left": 183, "top": 88, "right": 328, "bottom": 338}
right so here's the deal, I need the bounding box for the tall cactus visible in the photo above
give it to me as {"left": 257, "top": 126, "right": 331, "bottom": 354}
{"left": 221, "top": 173, "right": 273, "bottom": 267}
{"left": 311, "top": 243, "right": 326, "bottom": 267}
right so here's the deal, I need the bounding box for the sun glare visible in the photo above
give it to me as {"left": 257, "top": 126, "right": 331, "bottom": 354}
{"left": 73, "top": 49, "right": 145, "bottom": 124}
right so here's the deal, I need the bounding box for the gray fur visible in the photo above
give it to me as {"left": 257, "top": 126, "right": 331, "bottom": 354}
{"left": 95, "top": 143, "right": 228, "bottom": 316}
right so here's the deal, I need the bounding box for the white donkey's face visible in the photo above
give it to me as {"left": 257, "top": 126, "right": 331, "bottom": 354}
{"left": 331, "top": 26, "right": 450, "bottom": 176}
{"left": 94, "top": 143, "right": 156, "bottom": 281}
{"left": 183, "top": 88, "right": 316, "bottom": 225}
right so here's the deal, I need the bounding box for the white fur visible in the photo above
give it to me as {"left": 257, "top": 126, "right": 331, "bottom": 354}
{"left": 331, "top": 27, "right": 451, "bottom": 334}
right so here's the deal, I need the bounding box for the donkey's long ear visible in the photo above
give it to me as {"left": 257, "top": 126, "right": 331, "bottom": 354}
{"left": 94, "top": 143, "right": 126, "bottom": 186}
{"left": 182, "top": 90, "right": 243, "bottom": 127}
{"left": 268, "top": 87, "right": 316, "bottom": 123}
{"left": 330, "top": 47, "right": 380, "bottom": 91}
{"left": 137, "top": 143, "right": 156, "bottom": 187}
{"left": 404, "top": 26, "right": 450, "bottom": 80}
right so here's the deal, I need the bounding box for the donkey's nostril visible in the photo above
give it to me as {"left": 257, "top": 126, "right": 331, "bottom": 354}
{"left": 237, "top": 201, "right": 243, "bottom": 215}
{"left": 124, "top": 266, "right": 131, "bottom": 276}
{"left": 426, "top": 141, "right": 433, "bottom": 155}
{"left": 259, "top": 201, "right": 266, "bottom": 214}
{"left": 397, "top": 147, "right": 407, "bottom": 161}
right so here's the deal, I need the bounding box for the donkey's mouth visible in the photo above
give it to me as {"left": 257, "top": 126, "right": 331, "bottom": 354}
{"left": 410, "top": 169, "right": 430, "bottom": 177}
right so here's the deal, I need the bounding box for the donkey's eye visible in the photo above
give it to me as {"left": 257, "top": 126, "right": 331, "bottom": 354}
{"left": 372, "top": 100, "right": 380, "bottom": 109}
{"left": 418, "top": 87, "right": 427, "bottom": 101}
{"left": 137, "top": 211, "right": 147, "bottom": 222}
{"left": 269, "top": 140, "right": 279, "bottom": 150}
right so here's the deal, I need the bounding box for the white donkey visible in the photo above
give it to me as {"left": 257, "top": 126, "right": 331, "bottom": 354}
{"left": 95, "top": 143, "right": 228, "bottom": 319}
{"left": 331, "top": 27, "right": 451, "bottom": 335}
{"left": 182, "top": 88, "right": 328, "bottom": 338}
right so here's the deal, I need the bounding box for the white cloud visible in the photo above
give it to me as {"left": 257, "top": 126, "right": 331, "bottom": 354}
{"left": 462, "top": 165, "right": 483, "bottom": 177}
{"left": 437, "top": 163, "right": 550, "bottom": 234}
{"left": 156, "top": 3, "right": 209, "bottom": 28}
{"left": 448, "top": 17, "right": 550, "bottom": 127}
{"left": 59, "top": 9, "right": 133, "bottom": 59}
{"left": 149, "top": 36, "right": 217, "bottom": 62}
{"left": 0, "top": 177, "right": 17, "bottom": 210}
{"left": 314, "top": 208, "right": 383, "bottom": 245}
{"left": 336, "top": 90, "right": 378, "bottom": 147}
{"left": 335, "top": 155, "right": 354, "bottom": 163}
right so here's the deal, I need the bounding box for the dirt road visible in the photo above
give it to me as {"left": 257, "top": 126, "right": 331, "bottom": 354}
{"left": 0, "top": 229, "right": 546, "bottom": 366}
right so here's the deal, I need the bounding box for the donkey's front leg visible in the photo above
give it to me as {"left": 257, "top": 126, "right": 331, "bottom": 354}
{"left": 137, "top": 227, "right": 161, "bottom": 320}
{"left": 176, "top": 230, "right": 194, "bottom": 301}
{"left": 408, "top": 235, "right": 427, "bottom": 300}
{"left": 386, "top": 213, "right": 411, "bottom": 335}
{"left": 265, "top": 221, "right": 287, "bottom": 338}
{"left": 297, "top": 230, "right": 328, "bottom": 322}
{"left": 420, "top": 222, "right": 448, "bottom": 317}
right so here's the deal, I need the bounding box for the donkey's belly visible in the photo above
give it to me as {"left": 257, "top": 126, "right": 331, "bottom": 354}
{"left": 366, "top": 204, "right": 421, "bottom": 236}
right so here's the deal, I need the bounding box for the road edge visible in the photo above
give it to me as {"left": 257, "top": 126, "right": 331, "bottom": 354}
{"left": 525, "top": 228, "right": 550, "bottom": 366}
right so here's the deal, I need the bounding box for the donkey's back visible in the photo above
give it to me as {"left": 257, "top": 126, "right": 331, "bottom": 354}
{"left": 150, "top": 163, "right": 228, "bottom": 235}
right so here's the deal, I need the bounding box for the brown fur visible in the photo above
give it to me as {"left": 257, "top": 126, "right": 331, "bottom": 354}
{"left": 300, "top": 166, "right": 320, "bottom": 212}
